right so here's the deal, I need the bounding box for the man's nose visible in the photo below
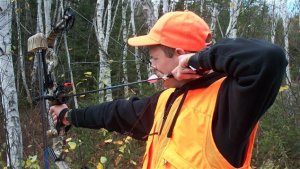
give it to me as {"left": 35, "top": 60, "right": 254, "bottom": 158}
{"left": 150, "top": 65, "right": 157, "bottom": 71}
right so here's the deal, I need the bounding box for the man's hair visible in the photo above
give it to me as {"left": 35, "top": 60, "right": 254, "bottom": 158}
{"left": 149, "top": 45, "right": 198, "bottom": 58}
{"left": 148, "top": 45, "right": 175, "bottom": 58}
{"left": 160, "top": 45, "right": 176, "bottom": 58}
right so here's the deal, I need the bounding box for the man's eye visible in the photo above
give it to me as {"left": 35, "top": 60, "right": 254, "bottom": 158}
{"left": 150, "top": 58, "right": 157, "bottom": 62}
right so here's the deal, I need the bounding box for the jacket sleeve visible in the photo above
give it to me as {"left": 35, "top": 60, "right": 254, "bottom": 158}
{"left": 189, "top": 38, "right": 287, "bottom": 165}
{"left": 69, "top": 91, "right": 162, "bottom": 140}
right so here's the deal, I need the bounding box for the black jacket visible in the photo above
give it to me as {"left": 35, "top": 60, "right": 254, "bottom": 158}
{"left": 70, "top": 38, "right": 287, "bottom": 167}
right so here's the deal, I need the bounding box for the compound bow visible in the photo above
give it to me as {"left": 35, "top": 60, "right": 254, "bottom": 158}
{"left": 27, "top": 8, "right": 75, "bottom": 169}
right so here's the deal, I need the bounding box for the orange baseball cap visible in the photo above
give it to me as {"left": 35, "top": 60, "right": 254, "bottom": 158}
{"left": 128, "top": 11, "right": 211, "bottom": 51}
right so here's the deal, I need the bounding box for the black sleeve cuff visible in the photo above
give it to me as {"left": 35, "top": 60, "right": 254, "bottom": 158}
{"left": 188, "top": 47, "right": 211, "bottom": 71}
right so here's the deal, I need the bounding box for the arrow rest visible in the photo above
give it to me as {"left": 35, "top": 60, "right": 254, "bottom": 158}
{"left": 51, "top": 82, "right": 73, "bottom": 105}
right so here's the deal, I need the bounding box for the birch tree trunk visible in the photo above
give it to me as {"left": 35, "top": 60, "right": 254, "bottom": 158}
{"left": 270, "top": 0, "right": 279, "bottom": 43}
{"left": 31, "top": 0, "right": 45, "bottom": 92}
{"left": 141, "top": 0, "right": 158, "bottom": 28}
{"left": 170, "top": 0, "right": 176, "bottom": 11}
{"left": 152, "top": 0, "right": 160, "bottom": 22}
{"left": 130, "top": 0, "right": 142, "bottom": 94}
{"left": 0, "top": 1, "right": 23, "bottom": 168}
{"left": 199, "top": 0, "right": 204, "bottom": 15}
{"left": 37, "top": 0, "right": 44, "bottom": 32}
{"left": 122, "top": 0, "right": 129, "bottom": 97}
{"left": 44, "top": 0, "right": 52, "bottom": 37}
{"left": 95, "top": 0, "right": 110, "bottom": 102}
{"left": 14, "top": 0, "right": 32, "bottom": 104}
{"left": 280, "top": 0, "right": 291, "bottom": 83}
{"left": 210, "top": 3, "right": 219, "bottom": 43}
{"left": 225, "top": 0, "right": 242, "bottom": 38}
{"left": 162, "top": 0, "right": 169, "bottom": 13}
{"left": 95, "top": 0, "right": 120, "bottom": 102}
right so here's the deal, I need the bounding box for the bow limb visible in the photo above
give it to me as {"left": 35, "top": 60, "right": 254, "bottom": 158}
{"left": 45, "top": 8, "right": 75, "bottom": 169}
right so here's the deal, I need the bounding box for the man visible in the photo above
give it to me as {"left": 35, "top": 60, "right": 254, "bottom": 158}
{"left": 50, "top": 11, "right": 287, "bottom": 168}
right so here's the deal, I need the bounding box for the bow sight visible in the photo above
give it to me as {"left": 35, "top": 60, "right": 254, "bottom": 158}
{"left": 34, "top": 82, "right": 73, "bottom": 105}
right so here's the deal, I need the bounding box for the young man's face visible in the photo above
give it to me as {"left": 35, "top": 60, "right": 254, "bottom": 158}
{"left": 149, "top": 45, "right": 179, "bottom": 88}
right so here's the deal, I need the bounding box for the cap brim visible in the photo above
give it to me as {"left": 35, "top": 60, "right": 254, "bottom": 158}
{"left": 128, "top": 35, "right": 160, "bottom": 47}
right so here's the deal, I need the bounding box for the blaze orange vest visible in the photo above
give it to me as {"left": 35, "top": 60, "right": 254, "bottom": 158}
{"left": 142, "top": 78, "right": 258, "bottom": 169}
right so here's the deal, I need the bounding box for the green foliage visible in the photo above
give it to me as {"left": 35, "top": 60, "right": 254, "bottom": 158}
{"left": 64, "top": 128, "right": 144, "bottom": 168}
{"left": 22, "top": 155, "right": 40, "bottom": 169}
{"left": 253, "top": 92, "right": 300, "bottom": 168}
{"left": 0, "top": 143, "right": 7, "bottom": 168}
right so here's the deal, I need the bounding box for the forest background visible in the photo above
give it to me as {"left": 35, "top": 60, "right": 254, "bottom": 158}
{"left": 0, "top": 0, "right": 300, "bottom": 168}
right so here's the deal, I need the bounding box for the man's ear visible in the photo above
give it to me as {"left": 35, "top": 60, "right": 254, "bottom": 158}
{"left": 175, "top": 48, "right": 186, "bottom": 56}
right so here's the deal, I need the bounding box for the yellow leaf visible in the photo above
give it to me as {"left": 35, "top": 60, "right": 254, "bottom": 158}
{"left": 104, "top": 139, "right": 113, "bottom": 143}
{"left": 79, "top": 95, "right": 86, "bottom": 98}
{"left": 100, "top": 156, "right": 107, "bottom": 164}
{"left": 113, "top": 140, "right": 123, "bottom": 145}
{"left": 96, "top": 163, "right": 104, "bottom": 169}
{"left": 119, "top": 145, "right": 126, "bottom": 153}
{"left": 279, "top": 85, "right": 289, "bottom": 92}
{"left": 130, "top": 160, "right": 137, "bottom": 165}
{"left": 28, "top": 56, "right": 33, "bottom": 61}
{"left": 124, "top": 136, "right": 132, "bottom": 143}
{"left": 29, "top": 155, "right": 37, "bottom": 162}
{"left": 68, "top": 141, "right": 77, "bottom": 150}
{"left": 66, "top": 137, "right": 72, "bottom": 142}
{"left": 84, "top": 72, "right": 92, "bottom": 76}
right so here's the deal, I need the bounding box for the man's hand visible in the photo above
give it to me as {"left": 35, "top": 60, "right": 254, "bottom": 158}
{"left": 49, "top": 104, "right": 70, "bottom": 126}
{"left": 172, "top": 53, "right": 201, "bottom": 81}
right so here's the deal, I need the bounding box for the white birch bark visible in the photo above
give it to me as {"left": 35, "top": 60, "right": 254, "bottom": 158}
{"left": 210, "top": 3, "right": 219, "bottom": 43}
{"left": 280, "top": 0, "right": 291, "bottom": 83}
{"left": 0, "top": 1, "right": 23, "bottom": 168}
{"left": 170, "top": 0, "right": 176, "bottom": 11}
{"left": 44, "top": 0, "right": 52, "bottom": 37}
{"left": 14, "top": 0, "right": 32, "bottom": 104}
{"left": 95, "top": 0, "right": 109, "bottom": 102}
{"left": 152, "top": 0, "right": 160, "bottom": 22}
{"left": 141, "top": 0, "right": 157, "bottom": 28}
{"left": 184, "top": 0, "right": 188, "bottom": 10}
{"left": 31, "top": 0, "right": 45, "bottom": 91}
{"left": 130, "top": 0, "right": 142, "bottom": 94}
{"left": 37, "top": 0, "right": 44, "bottom": 33}
{"left": 225, "top": 0, "right": 242, "bottom": 38}
{"left": 162, "top": 0, "right": 169, "bottom": 13}
{"left": 270, "top": 0, "right": 279, "bottom": 43}
{"left": 199, "top": 0, "right": 204, "bottom": 15}
{"left": 122, "top": 0, "right": 129, "bottom": 97}
{"left": 95, "top": 0, "right": 120, "bottom": 102}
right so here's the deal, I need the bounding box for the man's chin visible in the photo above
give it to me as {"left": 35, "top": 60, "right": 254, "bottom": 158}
{"left": 163, "top": 81, "right": 175, "bottom": 89}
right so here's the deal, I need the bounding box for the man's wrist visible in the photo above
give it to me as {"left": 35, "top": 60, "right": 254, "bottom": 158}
{"left": 63, "top": 109, "right": 72, "bottom": 126}
{"left": 188, "top": 48, "right": 211, "bottom": 72}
